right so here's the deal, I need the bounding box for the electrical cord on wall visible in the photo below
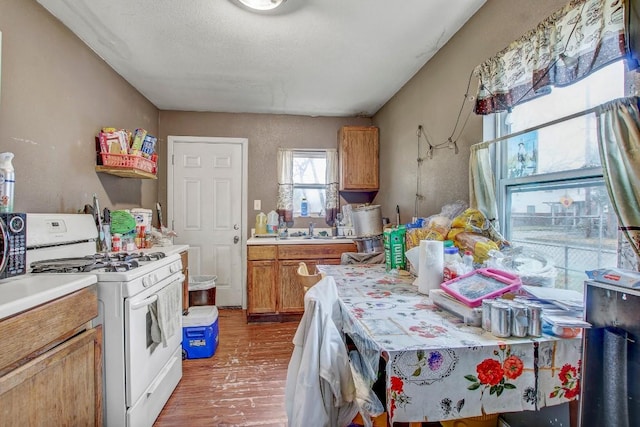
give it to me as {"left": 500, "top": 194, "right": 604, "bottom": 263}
{"left": 417, "top": 67, "right": 476, "bottom": 160}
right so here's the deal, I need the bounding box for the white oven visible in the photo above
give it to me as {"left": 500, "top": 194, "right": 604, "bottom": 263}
{"left": 125, "top": 275, "right": 183, "bottom": 406}
{"left": 26, "top": 213, "right": 185, "bottom": 427}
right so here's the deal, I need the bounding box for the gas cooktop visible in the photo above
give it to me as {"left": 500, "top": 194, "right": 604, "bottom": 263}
{"left": 30, "top": 252, "right": 167, "bottom": 274}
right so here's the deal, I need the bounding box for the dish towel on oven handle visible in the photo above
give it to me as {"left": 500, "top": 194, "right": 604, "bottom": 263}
{"left": 149, "top": 282, "right": 181, "bottom": 347}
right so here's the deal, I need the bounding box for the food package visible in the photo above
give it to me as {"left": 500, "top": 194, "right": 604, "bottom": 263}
{"left": 450, "top": 231, "right": 499, "bottom": 264}
{"left": 130, "top": 128, "right": 148, "bottom": 155}
{"left": 405, "top": 227, "right": 445, "bottom": 250}
{"left": 427, "top": 215, "right": 451, "bottom": 237}
{"left": 384, "top": 226, "right": 406, "bottom": 271}
{"left": 141, "top": 134, "right": 157, "bottom": 158}
{"left": 450, "top": 208, "right": 488, "bottom": 232}
{"left": 448, "top": 208, "right": 509, "bottom": 251}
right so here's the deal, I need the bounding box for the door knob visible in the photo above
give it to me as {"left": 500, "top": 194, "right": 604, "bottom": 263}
{"left": 234, "top": 236, "right": 240, "bottom": 244}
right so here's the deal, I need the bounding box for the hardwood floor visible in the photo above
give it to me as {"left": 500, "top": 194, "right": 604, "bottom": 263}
{"left": 154, "top": 308, "right": 439, "bottom": 427}
{"left": 154, "top": 308, "right": 298, "bottom": 427}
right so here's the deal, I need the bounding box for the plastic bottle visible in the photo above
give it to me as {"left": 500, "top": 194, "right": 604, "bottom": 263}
{"left": 255, "top": 212, "right": 267, "bottom": 235}
{"left": 277, "top": 216, "right": 288, "bottom": 239}
{"left": 0, "top": 152, "right": 15, "bottom": 213}
{"left": 300, "top": 197, "right": 309, "bottom": 217}
{"left": 443, "top": 246, "right": 462, "bottom": 282}
{"left": 112, "top": 233, "right": 122, "bottom": 252}
{"left": 267, "top": 210, "right": 279, "bottom": 234}
{"left": 462, "top": 250, "right": 475, "bottom": 274}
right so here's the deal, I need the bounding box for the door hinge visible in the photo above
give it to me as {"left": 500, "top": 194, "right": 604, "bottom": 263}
{"left": 172, "top": 154, "right": 175, "bottom": 165}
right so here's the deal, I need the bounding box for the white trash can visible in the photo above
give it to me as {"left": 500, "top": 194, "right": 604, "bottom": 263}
{"left": 188, "top": 275, "right": 217, "bottom": 307}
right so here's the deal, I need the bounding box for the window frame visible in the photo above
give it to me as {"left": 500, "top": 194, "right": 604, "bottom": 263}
{"left": 291, "top": 149, "right": 328, "bottom": 218}
{"left": 488, "top": 61, "right": 628, "bottom": 290}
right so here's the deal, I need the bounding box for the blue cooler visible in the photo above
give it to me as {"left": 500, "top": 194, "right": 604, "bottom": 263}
{"left": 182, "top": 305, "right": 219, "bottom": 359}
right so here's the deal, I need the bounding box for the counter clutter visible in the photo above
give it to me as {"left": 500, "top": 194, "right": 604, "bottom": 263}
{"left": 316, "top": 264, "right": 583, "bottom": 425}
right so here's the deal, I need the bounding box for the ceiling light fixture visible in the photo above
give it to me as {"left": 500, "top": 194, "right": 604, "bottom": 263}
{"left": 236, "top": 0, "right": 286, "bottom": 11}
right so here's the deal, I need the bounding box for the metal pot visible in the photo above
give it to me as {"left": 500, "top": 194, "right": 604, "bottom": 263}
{"left": 353, "top": 234, "right": 383, "bottom": 253}
{"left": 352, "top": 205, "right": 383, "bottom": 237}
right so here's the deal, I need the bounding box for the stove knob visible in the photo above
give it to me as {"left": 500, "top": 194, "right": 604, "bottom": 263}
{"left": 142, "top": 276, "right": 152, "bottom": 287}
{"left": 170, "top": 263, "right": 180, "bottom": 273}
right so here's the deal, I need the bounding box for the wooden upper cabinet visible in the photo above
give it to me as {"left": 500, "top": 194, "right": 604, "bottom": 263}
{"left": 339, "top": 126, "right": 379, "bottom": 192}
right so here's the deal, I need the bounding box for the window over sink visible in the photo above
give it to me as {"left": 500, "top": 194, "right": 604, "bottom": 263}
{"left": 292, "top": 150, "right": 327, "bottom": 217}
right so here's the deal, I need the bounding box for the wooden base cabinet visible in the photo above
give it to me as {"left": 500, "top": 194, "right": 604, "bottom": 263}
{"left": 248, "top": 259, "right": 278, "bottom": 314}
{"left": 278, "top": 259, "right": 314, "bottom": 314}
{"left": 247, "top": 243, "right": 356, "bottom": 322}
{"left": 0, "top": 285, "right": 102, "bottom": 427}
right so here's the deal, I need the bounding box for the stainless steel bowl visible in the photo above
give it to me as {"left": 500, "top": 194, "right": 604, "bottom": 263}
{"left": 353, "top": 234, "right": 383, "bottom": 253}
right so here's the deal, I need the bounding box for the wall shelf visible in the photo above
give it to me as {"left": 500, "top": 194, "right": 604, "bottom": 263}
{"left": 95, "top": 166, "right": 157, "bottom": 179}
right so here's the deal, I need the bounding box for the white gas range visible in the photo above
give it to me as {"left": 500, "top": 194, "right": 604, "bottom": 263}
{"left": 26, "top": 213, "right": 185, "bottom": 427}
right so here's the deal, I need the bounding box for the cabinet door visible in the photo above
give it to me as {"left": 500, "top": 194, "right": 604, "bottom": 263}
{"left": 339, "top": 126, "right": 379, "bottom": 191}
{"left": 0, "top": 326, "right": 103, "bottom": 427}
{"left": 279, "top": 260, "right": 317, "bottom": 314}
{"left": 247, "top": 260, "right": 277, "bottom": 314}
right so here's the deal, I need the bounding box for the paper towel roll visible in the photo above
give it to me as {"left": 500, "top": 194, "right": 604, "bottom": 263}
{"left": 418, "top": 240, "right": 444, "bottom": 295}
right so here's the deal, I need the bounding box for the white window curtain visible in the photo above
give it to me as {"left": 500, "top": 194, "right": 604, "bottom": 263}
{"left": 474, "top": 0, "right": 627, "bottom": 115}
{"left": 277, "top": 148, "right": 294, "bottom": 224}
{"left": 596, "top": 96, "right": 640, "bottom": 265}
{"left": 277, "top": 148, "right": 338, "bottom": 226}
{"left": 325, "top": 149, "right": 339, "bottom": 226}
{"left": 469, "top": 142, "right": 499, "bottom": 228}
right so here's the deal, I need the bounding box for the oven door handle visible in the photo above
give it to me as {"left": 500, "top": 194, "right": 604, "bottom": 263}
{"left": 130, "top": 294, "right": 158, "bottom": 310}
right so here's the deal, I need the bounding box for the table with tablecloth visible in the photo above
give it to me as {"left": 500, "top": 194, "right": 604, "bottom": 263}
{"left": 316, "top": 264, "right": 582, "bottom": 424}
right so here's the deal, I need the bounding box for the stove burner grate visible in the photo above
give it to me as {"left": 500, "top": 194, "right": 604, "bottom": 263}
{"left": 30, "top": 252, "right": 165, "bottom": 274}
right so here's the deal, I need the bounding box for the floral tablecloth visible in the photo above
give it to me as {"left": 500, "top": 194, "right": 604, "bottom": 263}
{"left": 317, "top": 264, "right": 582, "bottom": 424}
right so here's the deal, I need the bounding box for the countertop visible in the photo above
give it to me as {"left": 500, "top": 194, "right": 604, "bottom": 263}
{"left": 247, "top": 236, "right": 355, "bottom": 245}
{"left": 0, "top": 273, "right": 98, "bottom": 320}
{"left": 0, "top": 244, "right": 190, "bottom": 321}
{"left": 248, "top": 227, "right": 355, "bottom": 245}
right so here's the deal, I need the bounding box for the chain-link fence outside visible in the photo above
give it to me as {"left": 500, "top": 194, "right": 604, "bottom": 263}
{"left": 510, "top": 238, "right": 617, "bottom": 292}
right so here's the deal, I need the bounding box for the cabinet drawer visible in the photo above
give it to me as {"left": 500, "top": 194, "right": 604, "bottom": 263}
{"left": 278, "top": 243, "right": 356, "bottom": 260}
{"left": 0, "top": 285, "right": 98, "bottom": 375}
{"left": 248, "top": 245, "right": 277, "bottom": 260}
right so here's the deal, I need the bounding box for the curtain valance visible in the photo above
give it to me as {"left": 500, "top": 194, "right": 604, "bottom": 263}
{"left": 474, "top": 0, "right": 627, "bottom": 115}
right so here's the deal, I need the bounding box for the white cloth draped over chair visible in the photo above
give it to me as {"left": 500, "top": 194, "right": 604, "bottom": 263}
{"left": 285, "top": 276, "right": 359, "bottom": 427}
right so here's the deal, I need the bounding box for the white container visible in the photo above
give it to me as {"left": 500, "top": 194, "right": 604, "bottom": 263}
{"left": 0, "top": 152, "right": 15, "bottom": 213}
{"left": 352, "top": 205, "right": 383, "bottom": 237}
{"left": 267, "top": 210, "right": 278, "bottom": 234}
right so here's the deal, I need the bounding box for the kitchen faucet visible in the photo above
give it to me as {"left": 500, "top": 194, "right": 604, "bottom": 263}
{"left": 308, "top": 222, "right": 314, "bottom": 237}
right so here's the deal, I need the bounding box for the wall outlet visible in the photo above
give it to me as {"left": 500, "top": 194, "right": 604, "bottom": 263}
{"left": 254, "top": 200, "right": 261, "bottom": 210}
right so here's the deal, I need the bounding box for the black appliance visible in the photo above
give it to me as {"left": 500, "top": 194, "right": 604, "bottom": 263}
{"left": 0, "top": 212, "right": 27, "bottom": 279}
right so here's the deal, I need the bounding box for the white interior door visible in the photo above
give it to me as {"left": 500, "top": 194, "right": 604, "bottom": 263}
{"left": 168, "top": 136, "right": 247, "bottom": 308}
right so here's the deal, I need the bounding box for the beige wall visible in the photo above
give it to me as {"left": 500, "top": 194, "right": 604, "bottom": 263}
{"left": 158, "top": 111, "right": 371, "bottom": 232}
{"left": 0, "top": 0, "right": 580, "bottom": 226}
{"left": 0, "top": 0, "right": 158, "bottom": 214}
{"left": 373, "top": 0, "right": 567, "bottom": 222}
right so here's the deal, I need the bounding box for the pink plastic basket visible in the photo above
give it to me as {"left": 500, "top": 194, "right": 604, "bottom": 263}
{"left": 100, "top": 153, "right": 155, "bottom": 174}
{"left": 440, "top": 268, "right": 522, "bottom": 307}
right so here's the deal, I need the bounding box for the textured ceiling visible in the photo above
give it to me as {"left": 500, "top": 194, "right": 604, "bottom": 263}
{"left": 37, "top": 0, "right": 486, "bottom": 117}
